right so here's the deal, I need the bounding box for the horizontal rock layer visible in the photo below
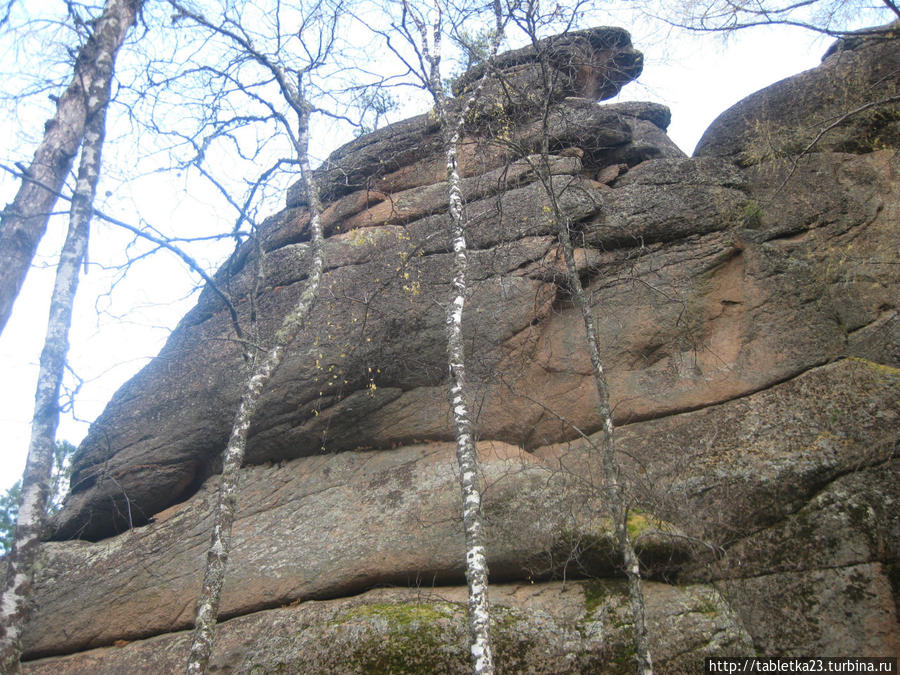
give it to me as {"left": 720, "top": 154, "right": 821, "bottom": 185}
{"left": 23, "top": 24, "right": 900, "bottom": 671}
{"left": 24, "top": 440, "right": 688, "bottom": 658}
{"left": 22, "top": 581, "right": 752, "bottom": 674}
{"left": 20, "top": 358, "right": 900, "bottom": 661}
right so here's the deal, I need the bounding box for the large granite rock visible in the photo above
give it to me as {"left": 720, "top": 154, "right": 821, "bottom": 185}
{"left": 21, "top": 441, "right": 688, "bottom": 658}
{"left": 16, "top": 24, "right": 899, "bottom": 671}
{"left": 51, "top": 140, "right": 898, "bottom": 541}
{"left": 50, "top": 33, "right": 690, "bottom": 543}
{"left": 22, "top": 582, "right": 752, "bottom": 674}
{"left": 696, "top": 21, "right": 900, "bottom": 163}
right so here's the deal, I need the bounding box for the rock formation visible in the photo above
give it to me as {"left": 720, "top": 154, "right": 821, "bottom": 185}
{"left": 12, "top": 24, "right": 899, "bottom": 672}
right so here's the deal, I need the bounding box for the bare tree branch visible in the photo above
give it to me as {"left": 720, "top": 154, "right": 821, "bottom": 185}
{"left": 0, "top": 0, "right": 143, "bottom": 337}
{"left": 0, "top": 3, "right": 134, "bottom": 669}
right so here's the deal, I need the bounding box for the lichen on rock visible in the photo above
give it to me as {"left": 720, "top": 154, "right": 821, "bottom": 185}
{"left": 20, "top": 22, "right": 900, "bottom": 671}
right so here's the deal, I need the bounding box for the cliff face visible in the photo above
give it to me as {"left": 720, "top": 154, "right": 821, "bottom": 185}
{"left": 17, "top": 26, "right": 900, "bottom": 672}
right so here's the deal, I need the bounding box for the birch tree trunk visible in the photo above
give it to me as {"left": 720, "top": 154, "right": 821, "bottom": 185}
{"left": 515, "top": 16, "right": 654, "bottom": 674}
{"left": 554, "top": 207, "right": 654, "bottom": 675}
{"left": 0, "top": 0, "right": 142, "bottom": 337}
{"left": 440, "top": 110, "right": 495, "bottom": 675}
{"left": 185, "top": 106, "right": 325, "bottom": 673}
{"left": 400, "top": 3, "right": 504, "bottom": 671}
{"left": 0, "top": 25, "right": 120, "bottom": 669}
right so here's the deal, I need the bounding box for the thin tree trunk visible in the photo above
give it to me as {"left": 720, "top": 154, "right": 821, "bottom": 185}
{"left": 520, "top": 23, "right": 654, "bottom": 675}
{"left": 441, "top": 113, "right": 495, "bottom": 675}
{"left": 0, "top": 0, "right": 142, "bottom": 337}
{"left": 554, "top": 209, "right": 654, "bottom": 675}
{"left": 185, "top": 102, "right": 326, "bottom": 675}
{"left": 0, "top": 29, "right": 119, "bottom": 670}
{"left": 166, "top": 5, "right": 337, "bottom": 670}
{"left": 412, "top": 4, "right": 503, "bottom": 671}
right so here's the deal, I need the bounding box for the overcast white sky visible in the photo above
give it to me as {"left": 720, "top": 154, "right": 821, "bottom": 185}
{"left": 0, "top": 18, "right": 849, "bottom": 493}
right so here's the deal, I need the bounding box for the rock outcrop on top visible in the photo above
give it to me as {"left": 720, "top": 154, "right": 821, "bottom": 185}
{"left": 696, "top": 20, "right": 900, "bottom": 162}
{"left": 13, "top": 25, "right": 899, "bottom": 672}
{"left": 50, "top": 26, "right": 679, "bottom": 543}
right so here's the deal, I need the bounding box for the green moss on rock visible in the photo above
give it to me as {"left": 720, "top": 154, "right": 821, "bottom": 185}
{"left": 336, "top": 602, "right": 455, "bottom": 627}
{"left": 341, "top": 602, "right": 464, "bottom": 674}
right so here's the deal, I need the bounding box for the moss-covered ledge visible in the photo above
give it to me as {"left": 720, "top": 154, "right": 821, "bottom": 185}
{"left": 23, "top": 581, "right": 751, "bottom": 674}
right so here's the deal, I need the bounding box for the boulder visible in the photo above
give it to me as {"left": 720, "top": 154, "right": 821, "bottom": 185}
{"left": 22, "top": 22, "right": 900, "bottom": 670}
{"left": 695, "top": 23, "right": 900, "bottom": 163}
{"left": 288, "top": 26, "right": 644, "bottom": 208}
{"left": 453, "top": 27, "right": 643, "bottom": 102}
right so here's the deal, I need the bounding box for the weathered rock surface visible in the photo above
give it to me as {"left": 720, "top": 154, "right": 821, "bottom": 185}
{"left": 289, "top": 26, "right": 646, "bottom": 208}
{"left": 710, "top": 464, "right": 900, "bottom": 657}
{"left": 454, "top": 27, "right": 643, "bottom": 101}
{"left": 52, "top": 142, "right": 898, "bottom": 541}
{"left": 20, "top": 360, "right": 898, "bottom": 662}
{"left": 18, "top": 24, "right": 899, "bottom": 672}
{"left": 536, "top": 358, "right": 900, "bottom": 656}
{"left": 52, "top": 31, "right": 691, "bottom": 542}
{"left": 720, "top": 563, "right": 898, "bottom": 658}
{"left": 696, "top": 21, "right": 900, "bottom": 162}
{"left": 21, "top": 441, "right": 688, "bottom": 657}
{"left": 22, "top": 582, "right": 752, "bottom": 674}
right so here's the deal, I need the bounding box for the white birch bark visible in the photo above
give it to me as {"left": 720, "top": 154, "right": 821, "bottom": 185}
{"left": 521, "top": 24, "right": 654, "bottom": 675}
{"left": 401, "top": 3, "right": 504, "bottom": 672}
{"left": 172, "top": 6, "right": 332, "bottom": 666}
{"left": 185, "top": 102, "right": 325, "bottom": 674}
{"left": 0, "top": 13, "right": 123, "bottom": 667}
{"left": 441, "top": 112, "right": 495, "bottom": 675}
{"left": 0, "top": 0, "right": 142, "bottom": 336}
{"left": 555, "top": 209, "right": 654, "bottom": 675}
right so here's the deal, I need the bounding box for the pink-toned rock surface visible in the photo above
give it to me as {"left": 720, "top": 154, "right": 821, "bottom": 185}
{"left": 17, "top": 24, "right": 898, "bottom": 672}
{"left": 22, "top": 582, "right": 752, "bottom": 674}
